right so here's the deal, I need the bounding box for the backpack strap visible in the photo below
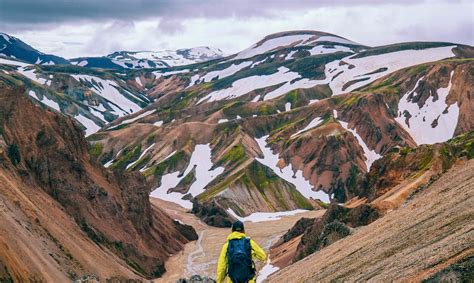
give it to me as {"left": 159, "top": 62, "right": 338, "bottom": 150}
{"left": 244, "top": 237, "right": 256, "bottom": 274}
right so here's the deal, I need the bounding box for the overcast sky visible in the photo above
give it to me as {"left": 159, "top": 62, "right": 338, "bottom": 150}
{"left": 0, "top": 0, "right": 472, "bottom": 58}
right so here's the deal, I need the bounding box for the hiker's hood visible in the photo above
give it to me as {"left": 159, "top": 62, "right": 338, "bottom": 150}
{"left": 227, "top": 231, "right": 247, "bottom": 241}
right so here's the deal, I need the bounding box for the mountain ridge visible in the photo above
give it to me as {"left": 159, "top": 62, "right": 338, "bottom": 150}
{"left": 0, "top": 29, "right": 472, "bottom": 281}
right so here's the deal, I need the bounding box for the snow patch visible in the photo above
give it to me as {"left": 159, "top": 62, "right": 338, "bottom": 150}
{"left": 72, "top": 74, "right": 142, "bottom": 116}
{"left": 339, "top": 120, "right": 381, "bottom": 171}
{"left": 150, "top": 144, "right": 225, "bottom": 209}
{"left": 135, "top": 77, "right": 142, "bottom": 86}
{"left": 291, "top": 117, "right": 323, "bottom": 138}
{"left": 256, "top": 258, "right": 280, "bottom": 283}
{"left": 227, "top": 208, "right": 308, "bottom": 223}
{"left": 198, "top": 67, "right": 300, "bottom": 104}
{"left": 395, "top": 71, "right": 458, "bottom": 145}
{"left": 255, "top": 136, "right": 330, "bottom": 202}
{"left": 126, "top": 143, "right": 155, "bottom": 170}
{"left": 309, "top": 45, "right": 353, "bottom": 56}
{"left": 325, "top": 46, "right": 456, "bottom": 95}
{"left": 119, "top": 109, "right": 155, "bottom": 125}
{"left": 75, "top": 114, "right": 101, "bottom": 137}
{"left": 27, "top": 90, "right": 60, "bottom": 111}
{"left": 235, "top": 34, "right": 314, "bottom": 60}
{"left": 189, "top": 61, "right": 252, "bottom": 87}
{"left": 313, "top": 36, "right": 358, "bottom": 45}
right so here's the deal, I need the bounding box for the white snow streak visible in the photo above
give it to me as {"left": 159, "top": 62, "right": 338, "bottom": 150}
{"left": 395, "top": 71, "right": 458, "bottom": 145}
{"left": 339, "top": 120, "right": 381, "bottom": 171}
{"left": 325, "top": 46, "right": 456, "bottom": 95}
{"left": 75, "top": 114, "right": 101, "bottom": 137}
{"left": 234, "top": 34, "right": 314, "bottom": 60}
{"left": 188, "top": 61, "right": 252, "bottom": 87}
{"left": 255, "top": 136, "right": 330, "bottom": 202}
{"left": 119, "top": 109, "right": 155, "bottom": 126}
{"left": 198, "top": 67, "right": 300, "bottom": 104}
{"left": 227, "top": 208, "right": 308, "bottom": 223}
{"left": 27, "top": 90, "right": 60, "bottom": 111}
{"left": 150, "top": 144, "right": 225, "bottom": 209}
{"left": 72, "top": 74, "right": 142, "bottom": 116}
{"left": 126, "top": 143, "right": 155, "bottom": 170}
{"left": 291, "top": 117, "right": 323, "bottom": 138}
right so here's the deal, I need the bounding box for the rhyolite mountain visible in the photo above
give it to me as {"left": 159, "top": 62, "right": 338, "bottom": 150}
{"left": 1, "top": 30, "right": 473, "bottom": 218}
{"left": 0, "top": 32, "right": 70, "bottom": 65}
{"left": 0, "top": 83, "right": 197, "bottom": 281}
{"left": 70, "top": 46, "right": 225, "bottom": 70}
{"left": 0, "top": 32, "right": 224, "bottom": 70}
{"left": 0, "top": 29, "right": 473, "bottom": 281}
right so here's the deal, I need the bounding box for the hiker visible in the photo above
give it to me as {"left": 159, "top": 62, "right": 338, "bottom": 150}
{"left": 216, "top": 220, "right": 267, "bottom": 283}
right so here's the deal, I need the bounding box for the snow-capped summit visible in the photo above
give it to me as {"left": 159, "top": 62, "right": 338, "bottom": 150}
{"left": 233, "top": 30, "right": 364, "bottom": 60}
{"left": 70, "top": 46, "right": 224, "bottom": 70}
{"left": 0, "top": 32, "right": 70, "bottom": 65}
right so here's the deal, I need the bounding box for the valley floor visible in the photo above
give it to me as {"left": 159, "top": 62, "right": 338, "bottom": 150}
{"left": 270, "top": 160, "right": 474, "bottom": 282}
{"left": 150, "top": 198, "right": 324, "bottom": 282}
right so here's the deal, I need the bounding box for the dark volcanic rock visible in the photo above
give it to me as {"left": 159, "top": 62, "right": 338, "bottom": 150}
{"left": 294, "top": 203, "right": 379, "bottom": 261}
{"left": 422, "top": 256, "right": 474, "bottom": 283}
{"left": 192, "top": 199, "right": 235, "bottom": 227}
{"left": 276, "top": 217, "right": 315, "bottom": 246}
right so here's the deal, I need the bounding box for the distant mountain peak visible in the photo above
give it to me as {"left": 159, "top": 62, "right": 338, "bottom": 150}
{"left": 0, "top": 31, "right": 69, "bottom": 65}
{"left": 233, "top": 30, "right": 363, "bottom": 60}
{"left": 70, "top": 46, "right": 224, "bottom": 70}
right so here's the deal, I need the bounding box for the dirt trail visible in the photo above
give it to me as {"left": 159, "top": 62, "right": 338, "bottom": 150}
{"left": 270, "top": 160, "right": 474, "bottom": 282}
{"left": 150, "top": 198, "right": 324, "bottom": 282}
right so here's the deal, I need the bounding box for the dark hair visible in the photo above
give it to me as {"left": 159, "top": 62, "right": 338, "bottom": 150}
{"left": 232, "top": 220, "right": 245, "bottom": 232}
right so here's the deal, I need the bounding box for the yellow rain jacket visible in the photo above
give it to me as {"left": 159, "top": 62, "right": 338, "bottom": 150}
{"left": 216, "top": 231, "right": 267, "bottom": 283}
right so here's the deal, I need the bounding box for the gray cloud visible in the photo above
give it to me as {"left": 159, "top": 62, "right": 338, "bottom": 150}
{"left": 1, "top": 0, "right": 471, "bottom": 58}
{"left": 0, "top": 0, "right": 437, "bottom": 27}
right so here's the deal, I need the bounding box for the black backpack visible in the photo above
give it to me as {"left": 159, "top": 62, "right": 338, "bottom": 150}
{"left": 227, "top": 238, "right": 255, "bottom": 283}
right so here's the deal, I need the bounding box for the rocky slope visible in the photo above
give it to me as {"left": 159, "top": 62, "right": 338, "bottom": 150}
{"left": 88, "top": 31, "right": 473, "bottom": 219}
{"left": 268, "top": 131, "right": 473, "bottom": 274}
{"left": 1, "top": 30, "right": 473, "bottom": 221}
{"left": 269, "top": 158, "right": 474, "bottom": 282}
{"left": 0, "top": 82, "right": 196, "bottom": 281}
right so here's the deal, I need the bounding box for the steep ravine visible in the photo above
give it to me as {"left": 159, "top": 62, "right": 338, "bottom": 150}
{"left": 0, "top": 84, "right": 196, "bottom": 281}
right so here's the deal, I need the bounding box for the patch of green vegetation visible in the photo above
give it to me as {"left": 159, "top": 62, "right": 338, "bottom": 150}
{"left": 342, "top": 93, "right": 362, "bottom": 107}
{"left": 146, "top": 134, "right": 156, "bottom": 144}
{"left": 218, "top": 144, "right": 247, "bottom": 167}
{"left": 197, "top": 171, "right": 245, "bottom": 201}
{"left": 127, "top": 155, "right": 151, "bottom": 172}
{"left": 288, "top": 187, "right": 314, "bottom": 210}
{"left": 109, "top": 145, "right": 141, "bottom": 170}
{"left": 408, "top": 64, "right": 429, "bottom": 75}
{"left": 248, "top": 161, "right": 312, "bottom": 209}
{"left": 124, "top": 258, "right": 146, "bottom": 275}
{"left": 78, "top": 220, "right": 105, "bottom": 245}
{"left": 88, "top": 142, "right": 103, "bottom": 159}
{"left": 144, "top": 150, "right": 187, "bottom": 177}
{"left": 285, "top": 90, "right": 298, "bottom": 105}
{"left": 440, "top": 144, "right": 454, "bottom": 171}
{"left": 416, "top": 149, "right": 434, "bottom": 172}
{"left": 399, "top": 146, "right": 413, "bottom": 156}
{"left": 212, "top": 61, "right": 282, "bottom": 90}
{"left": 177, "top": 168, "right": 196, "bottom": 189}
{"left": 364, "top": 76, "right": 400, "bottom": 95}
{"left": 258, "top": 104, "right": 274, "bottom": 115}
{"left": 287, "top": 52, "right": 351, "bottom": 79}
